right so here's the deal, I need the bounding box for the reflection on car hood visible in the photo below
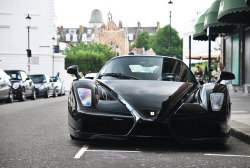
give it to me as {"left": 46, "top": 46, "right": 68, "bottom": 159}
{"left": 10, "top": 80, "right": 21, "bottom": 84}
{"left": 34, "top": 83, "right": 45, "bottom": 88}
{"left": 98, "top": 80, "right": 184, "bottom": 111}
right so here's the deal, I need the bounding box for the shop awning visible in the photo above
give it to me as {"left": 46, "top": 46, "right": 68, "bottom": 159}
{"left": 218, "top": 0, "right": 250, "bottom": 23}
{"left": 193, "top": 10, "right": 217, "bottom": 41}
{"left": 203, "top": 0, "right": 236, "bottom": 34}
{"left": 185, "top": 52, "right": 221, "bottom": 60}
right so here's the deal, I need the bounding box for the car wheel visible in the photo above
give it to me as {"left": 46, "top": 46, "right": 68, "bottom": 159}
{"left": 30, "top": 89, "right": 36, "bottom": 100}
{"left": 6, "top": 89, "right": 14, "bottom": 103}
{"left": 70, "top": 134, "right": 79, "bottom": 140}
{"left": 58, "top": 88, "right": 62, "bottom": 96}
{"left": 19, "top": 88, "right": 26, "bottom": 101}
{"left": 53, "top": 89, "right": 58, "bottom": 97}
{"left": 44, "top": 88, "right": 49, "bottom": 98}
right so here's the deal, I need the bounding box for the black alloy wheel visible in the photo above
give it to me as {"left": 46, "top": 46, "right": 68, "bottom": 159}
{"left": 19, "top": 88, "right": 26, "bottom": 101}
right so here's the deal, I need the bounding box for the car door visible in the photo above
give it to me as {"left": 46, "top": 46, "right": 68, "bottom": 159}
{"left": 20, "top": 71, "right": 32, "bottom": 96}
{"left": 46, "top": 75, "right": 54, "bottom": 95}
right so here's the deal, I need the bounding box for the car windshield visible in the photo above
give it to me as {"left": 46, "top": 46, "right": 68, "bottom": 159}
{"left": 30, "top": 75, "right": 47, "bottom": 83}
{"left": 99, "top": 56, "right": 197, "bottom": 83}
{"left": 5, "top": 71, "right": 22, "bottom": 80}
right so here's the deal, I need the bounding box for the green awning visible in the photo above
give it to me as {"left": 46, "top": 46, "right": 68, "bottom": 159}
{"left": 218, "top": 0, "right": 250, "bottom": 23}
{"left": 203, "top": 0, "right": 236, "bottom": 34}
{"left": 193, "top": 10, "right": 217, "bottom": 41}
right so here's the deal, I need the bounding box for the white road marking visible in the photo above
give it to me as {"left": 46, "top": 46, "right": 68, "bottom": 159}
{"left": 232, "top": 111, "right": 247, "bottom": 113}
{"left": 86, "top": 150, "right": 141, "bottom": 153}
{"left": 204, "top": 154, "right": 250, "bottom": 158}
{"left": 74, "top": 145, "right": 89, "bottom": 159}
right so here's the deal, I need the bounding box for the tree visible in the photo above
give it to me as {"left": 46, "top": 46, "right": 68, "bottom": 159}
{"left": 150, "top": 25, "right": 183, "bottom": 59}
{"left": 65, "top": 43, "right": 116, "bottom": 74}
{"left": 136, "top": 31, "right": 150, "bottom": 50}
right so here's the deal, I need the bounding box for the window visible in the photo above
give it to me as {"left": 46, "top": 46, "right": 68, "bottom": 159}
{"left": 20, "top": 71, "right": 28, "bottom": 81}
{"left": 87, "top": 29, "right": 92, "bottom": 34}
{"left": 128, "top": 34, "right": 134, "bottom": 41}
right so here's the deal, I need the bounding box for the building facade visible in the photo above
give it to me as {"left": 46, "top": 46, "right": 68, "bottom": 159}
{"left": 57, "top": 9, "right": 159, "bottom": 55}
{"left": 0, "top": 0, "right": 57, "bottom": 76}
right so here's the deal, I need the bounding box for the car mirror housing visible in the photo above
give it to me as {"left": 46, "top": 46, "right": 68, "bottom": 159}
{"left": 216, "top": 71, "right": 235, "bottom": 84}
{"left": 67, "top": 65, "right": 81, "bottom": 80}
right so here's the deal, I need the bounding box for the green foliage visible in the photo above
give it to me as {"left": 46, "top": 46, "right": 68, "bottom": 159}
{"left": 150, "top": 25, "right": 183, "bottom": 59}
{"left": 135, "top": 31, "right": 150, "bottom": 50}
{"left": 65, "top": 43, "right": 115, "bottom": 73}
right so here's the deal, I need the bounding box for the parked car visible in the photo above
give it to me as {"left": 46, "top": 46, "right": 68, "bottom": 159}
{"left": 29, "top": 74, "right": 58, "bottom": 98}
{"left": 4, "top": 70, "right": 36, "bottom": 101}
{"left": 0, "top": 69, "right": 13, "bottom": 103}
{"left": 67, "top": 55, "right": 235, "bottom": 143}
{"left": 50, "top": 76, "right": 65, "bottom": 96}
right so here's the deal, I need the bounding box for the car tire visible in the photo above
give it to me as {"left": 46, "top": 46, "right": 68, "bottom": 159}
{"left": 44, "top": 88, "right": 49, "bottom": 98}
{"left": 70, "top": 134, "right": 79, "bottom": 140}
{"left": 53, "top": 89, "right": 58, "bottom": 97}
{"left": 58, "top": 88, "right": 62, "bottom": 96}
{"left": 6, "top": 89, "right": 14, "bottom": 103}
{"left": 19, "top": 88, "right": 26, "bottom": 101}
{"left": 30, "top": 89, "right": 36, "bottom": 100}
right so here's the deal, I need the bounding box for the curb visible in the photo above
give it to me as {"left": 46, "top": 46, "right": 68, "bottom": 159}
{"left": 230, "top": 121, "right": 250, "bottom": 144}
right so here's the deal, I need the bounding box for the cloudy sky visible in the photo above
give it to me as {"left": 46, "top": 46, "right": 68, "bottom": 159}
{"left": 54, "top": 0, "right": 215, "bottom": 36}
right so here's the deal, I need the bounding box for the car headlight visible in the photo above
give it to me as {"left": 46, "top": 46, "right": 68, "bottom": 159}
{"left": 13, "top": 83, "right": 20, "bottom": 89}
{"left": 210, "top": 93, "right": 224, "bottom": 111}
{"left": 40, "top": 85, "right": 45, "bottom": 89}
{"left": 77, "top": 88, "right": 91, "bottom": 106}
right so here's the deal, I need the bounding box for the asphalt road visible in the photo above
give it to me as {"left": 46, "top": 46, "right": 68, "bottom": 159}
{"left": 0, "top": 94, "right": 250, "bottom": 168}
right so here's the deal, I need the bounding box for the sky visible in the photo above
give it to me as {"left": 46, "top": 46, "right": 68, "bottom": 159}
{"left": 54, "top": 0, "right": 215, "bottom": 36}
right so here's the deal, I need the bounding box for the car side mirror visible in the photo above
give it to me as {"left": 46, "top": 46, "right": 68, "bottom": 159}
{"left": 26, "top": 77, "right": 30, "bottom": 80}
{"left": 216, "top": 71, "right": 235, "bottom": 84}
{"left": 67, "top": 65, "right": 81, "bottom": 80}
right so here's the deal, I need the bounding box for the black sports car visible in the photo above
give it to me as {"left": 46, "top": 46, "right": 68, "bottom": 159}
{"left": 67, "top": 55, "right": 235, "bottom": 143}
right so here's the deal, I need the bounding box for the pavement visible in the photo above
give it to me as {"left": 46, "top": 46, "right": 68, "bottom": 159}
{"left": 230, "top": 90, "right": 250, "bottom": 144}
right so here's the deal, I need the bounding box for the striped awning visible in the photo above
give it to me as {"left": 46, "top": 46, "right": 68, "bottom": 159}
{"left": 185, "top": 52, "right": 221, "bottom": 60}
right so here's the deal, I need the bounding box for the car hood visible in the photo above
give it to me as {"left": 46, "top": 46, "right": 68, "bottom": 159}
{"left": 97, "top": 80, "right": 195, "bottom": 120}
{"left": 10, "top": 80, "right": 21, "bottom": 84}
{"left": 33, "top": 83, "right": 46, "bottom": 88}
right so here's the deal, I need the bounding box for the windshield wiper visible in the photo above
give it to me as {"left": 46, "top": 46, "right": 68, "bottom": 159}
{"left": 100, "top": 73, "right": 141, "bottom": 80}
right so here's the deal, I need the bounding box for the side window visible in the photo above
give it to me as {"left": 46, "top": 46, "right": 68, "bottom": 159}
{"left": 20, "top": 71, "right": 28, "bottom": 81}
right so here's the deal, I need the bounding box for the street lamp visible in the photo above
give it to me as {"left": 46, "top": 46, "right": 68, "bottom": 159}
{"left": 168, "top": 0, "right": 173, "bottom": 57}
{"left": 25, "top": 14, "right": 32, "bottom": 74}
{"left": 52, "top": 37, "right": 55, "bottom": 76}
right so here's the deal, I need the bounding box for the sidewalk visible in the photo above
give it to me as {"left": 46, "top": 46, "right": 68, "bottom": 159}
{"left": 229, "top": 91, "right": 250, "bottom": 144}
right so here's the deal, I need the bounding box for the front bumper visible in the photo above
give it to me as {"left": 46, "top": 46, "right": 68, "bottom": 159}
{"left": 68, "top": 109, "right": 230, "bottom": 143}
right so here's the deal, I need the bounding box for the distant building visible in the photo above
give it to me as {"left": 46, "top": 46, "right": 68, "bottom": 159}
{"left": 57, "top": 9, "right": 160, "bottom": 55}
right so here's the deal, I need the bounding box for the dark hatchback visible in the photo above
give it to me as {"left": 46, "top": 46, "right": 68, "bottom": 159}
{"left": 0, "top": 69, "right": 13, "bottom": 103}
{"left": 4, "top": 70, "right": 36, "bottom": 101}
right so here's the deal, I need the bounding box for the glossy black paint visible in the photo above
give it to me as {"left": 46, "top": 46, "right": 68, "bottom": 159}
{"left": 67, "top": 56, "right": 233, "bottom": 143}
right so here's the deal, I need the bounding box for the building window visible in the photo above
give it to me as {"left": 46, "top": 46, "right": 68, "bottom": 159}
{"left": 66, "top": 34, "right": 70, "bottom": 41}
{"left": 87, "top": 29, "right": 92, "bottom": 34}
{"left": 73, "top": 34, "right": 78, "bottom": 42}
{"left": 129, "top": 34, "right": 134, "bottom": 41}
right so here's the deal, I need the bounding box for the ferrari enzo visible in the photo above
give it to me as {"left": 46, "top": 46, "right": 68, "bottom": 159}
{"left": 67, "top": 55, "right": 235, "bottom": 143}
